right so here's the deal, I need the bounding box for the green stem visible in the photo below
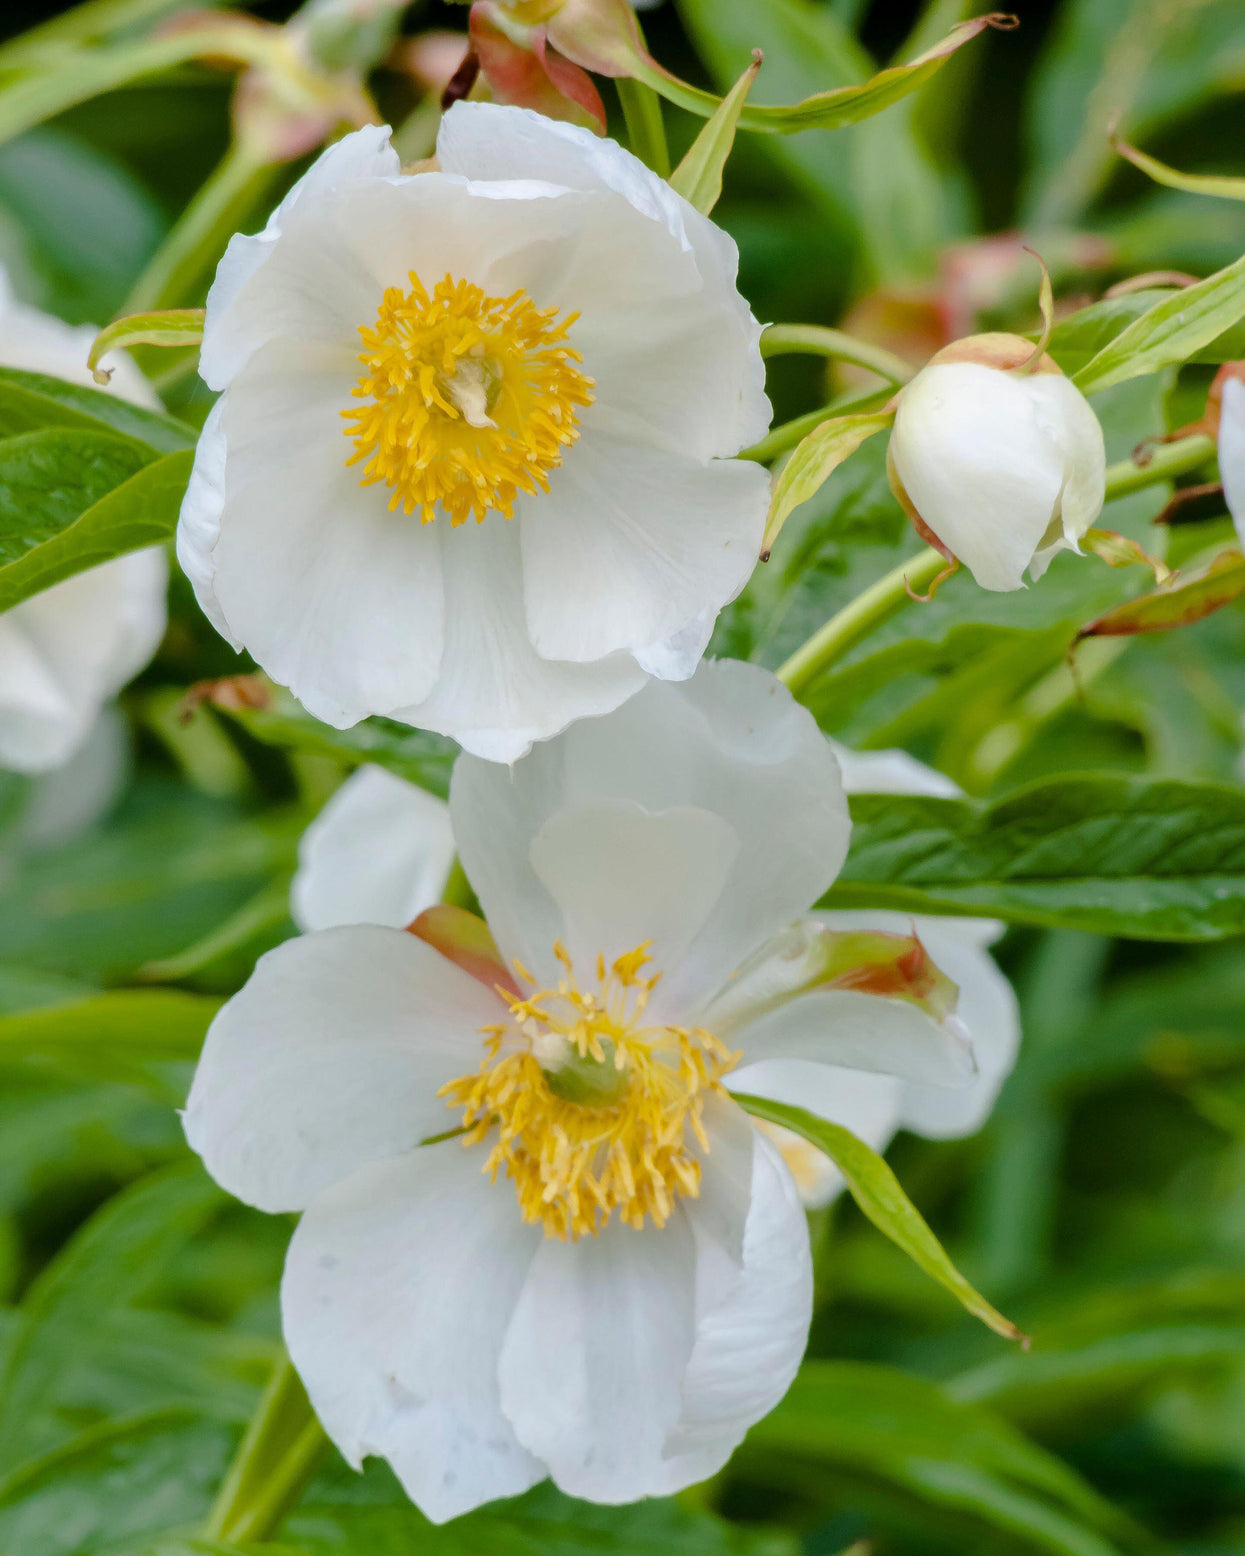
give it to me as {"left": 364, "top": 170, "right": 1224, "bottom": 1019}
{"left": 616, "top": 76, "right": 669, "bottom": 177}
{"left": 204, "top": 1350, "right": 328, "bottom": 1543}
{"left": 1103, "top": 431, "right": 1215, "bottom": 496}
{"left": 0, "top": 0, "right": 204, "bottom": 69}
{"left": 124, "top": 140, "right": 279, "bottom": 313}
{"left": 775, "top": 431, "right": 1216, "bottom": 700}
{"left": 760, "top": 323, "right": 914, "bottom": 386}
{"left": 0, "top": 29, "right": 280, "bottom": 148}
{"left": 777, "top": 547, "right": 947, "bottom": 698}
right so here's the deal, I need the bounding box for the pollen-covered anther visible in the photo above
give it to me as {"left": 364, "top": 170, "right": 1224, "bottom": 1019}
{"left": 439, "top": 941, "right": 739, "bottom": 1240}
{"left": 342, "top": 271, "right": 595, "bottom": 526}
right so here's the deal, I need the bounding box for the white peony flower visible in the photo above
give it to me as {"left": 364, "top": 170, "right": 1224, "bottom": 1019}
{"left": 184, "top": 661, "right": 976, "bottom": 1520}
{"left": 744, "top": 742, "right": 1021, "bottom": 1208}
{"left": 178, "top": 103, "right": 771, "bottom": 763}
{"left": 290, "top": 763, "right": 454, "bottom": 931}
{"left": 0, "top": 268, "right": 168, "bottom": 785}
{"left": 1217, "top": 374, "right": 1245, "bottom": 551}
{"left": 888, "top": 334, "right": 1106, "bottom": 593}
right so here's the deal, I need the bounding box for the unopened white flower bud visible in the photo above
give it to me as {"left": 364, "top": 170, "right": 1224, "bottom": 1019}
{"left": 887, "top": 333, "right": 1106, "bottom": 592}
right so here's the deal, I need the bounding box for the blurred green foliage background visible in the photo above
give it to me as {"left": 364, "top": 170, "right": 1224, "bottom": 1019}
{"left": 2, "top": 1, "right": 1245, "bottom": 1553}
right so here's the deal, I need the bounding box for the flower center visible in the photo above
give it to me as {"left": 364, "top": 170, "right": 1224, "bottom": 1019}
{"left": 342, "top": 271, "right": 595, "bottom": 526}
{"left": 439, "top": 942, "right": 738, "bottom": 1241}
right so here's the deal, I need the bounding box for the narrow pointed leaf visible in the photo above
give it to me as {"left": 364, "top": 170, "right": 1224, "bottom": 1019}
{"left": 88, "top": 308, "right": 205, "bottom": 385}
{"left": 1114, "top": 134, "right": 1245, "bottom": 203}
{"left": 736, "top": 1093, "right": 1025, "bottom": 1343}
{"left": 763, "top": 410, "right": 892, "bottom": 556}
{"left": 668, "top": 50, "right": 761, "bottom": 215}
{"left": 1078, "top": 549, "right": 1245, "bottom": 639}
{"left": 553, "top": 2, "right": 1012, "bottom": 134}
{"left": 1072, "top": 251, "right": 1245, "bottom": 396}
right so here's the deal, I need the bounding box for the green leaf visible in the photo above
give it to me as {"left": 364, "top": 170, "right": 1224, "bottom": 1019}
{"left": 0, "top": 989, "right": 218, "bottom": 1075}
{"left": 284, "top": 1475, "right": 798, "bottom": 1555}
{"left": 0, "top": 1410, "right": 236, "bottom": 1556}
{"left": 648, "top": 12, "right": 1009, "bottom": 135}
{"left": 88, "top": 308, "right": 204, "bottom": 384}
{"left": 735, "top": 1093, "right": 1024, "bottom": 1342}
{"left": 667, "top": 51, "right": 761, "bottom": 216}
{"left": 736, "top": 1362, "right": 1134, "bottom": 1556}
{"left": 0, "top": 426, "right": 153, "bottom": 560}
{"left": 830, "top": 775, "right": 1245, "bottom": 940}
{"left": 206, "top": 685, "right": 458, "bottom": 800}
{"left": 1072, "top": 251, "right": 1245, "bottom": 396}
{"left": 763, "top": 410, "right": 893, "bottom": 556}
{"left": 0, "top": 775, "right": 299, "bottom": 983}
{"left": 0, "top": 367, "right": 196, "bottom": 453}
{"left": 0, "top": 445, "right": 192, "bottom": 611}
{"left": 0, "top": 1163, "right": 223, "bottom": 1474}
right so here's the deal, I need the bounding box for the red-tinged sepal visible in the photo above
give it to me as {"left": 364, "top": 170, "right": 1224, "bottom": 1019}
{"left": 1078, "top": 549, "right": 1245, "bottom": 640}
{"left": 408, "top": 903, "right": 522, "bottom": 1000}
{"left": 470, "top": 2, "right": 606, "bottom": 131}
{"left": 707, "top": 919, "right": 959, "bottom": 1037}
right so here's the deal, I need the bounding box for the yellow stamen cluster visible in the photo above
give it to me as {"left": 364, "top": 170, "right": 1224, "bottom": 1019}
{"left": 440, "top": 942, "right": 739, "bottom": 1241}
{"left": 342, "top": 271, "right": 594, "bottom": 526}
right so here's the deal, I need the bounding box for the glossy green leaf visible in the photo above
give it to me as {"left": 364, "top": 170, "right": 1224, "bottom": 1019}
{"left": 736, "top": 1093, "right": 1024, "bottom": 1341}
{"left": 0, "top": 444, "right": 192, "bottom": 610}
{"left": 0, "top": 367, "right": 196, "bottom": 453}
{"left": 667, "top": 51, "right": 761, "bottom": 216}
{"left": 1072, "top": 251, "right": 1245, "bottom": 396}
{"left": 830, "top": 775, "right": 1245, "bottom": 939}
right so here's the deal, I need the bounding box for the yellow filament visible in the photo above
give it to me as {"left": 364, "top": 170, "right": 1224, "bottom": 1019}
{"left": 440, "top": 942, "right": 739, "bottom": 1241}
{"left": 342, "top": 271, "right": 594, "bottom": 526}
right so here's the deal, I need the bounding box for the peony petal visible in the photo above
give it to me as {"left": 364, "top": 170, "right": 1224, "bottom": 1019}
{"left": 829, "top": 738, "right": 962, "bottom": 798}
{"left": 890, "top": 362, "right": 1065, "bottom": 592}
{"left": 1219, "top": 377, "right": 1245, "bottom": 548}
{"left": 209, "top": 339, "right": 446, "bottom": 726}
{"left": 183, "top": 925, "right": 506, "bottom": 1213}
{"left": 730, "top": 985, "right": 975, "bottom": 1088}
{"left": 451, "top": 660, "right": 849, "bottom": 1018}
{"left": 0, "top": 261, "right": 161, "bottom": 408}
{"left": 659, "top": 1130, "right": 812, "bottom": 1477}
{"left": 528, "top": 800, "right": 738, "bottom": 979}
{"left": 0, "top": 550, "right": 167, "bottom": 775}
{"left": 1027, "top": 373, "right": 1106, "bottom": 580}
{"left": 892, "top": 916, "right": 1020, "bottom": 1140}
{"left": 497, "top": 1209, "right": 697, "bottom": 1502}
{"left": 394, "top": 512, "right": 647, "bottom": 763}
{"left": 290, "top": 765, "right": 455, "bottom": 933}
{"left": 204, "top": 164, "right": 585, "bottom": 394}
{"left": 436, "top": 103, "right": 770, "bottom": 458}
{"left": 176, "top": 397, "right": 234, "bottom": 645}
{"left": 200, "top": 124, "right": 399, "bottom": 390}
{"left": 282, "top": 1141, "right": 543, "bottom": 1523}
{"left": 518, "top": 426, "right": 767, "bottom": 665}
